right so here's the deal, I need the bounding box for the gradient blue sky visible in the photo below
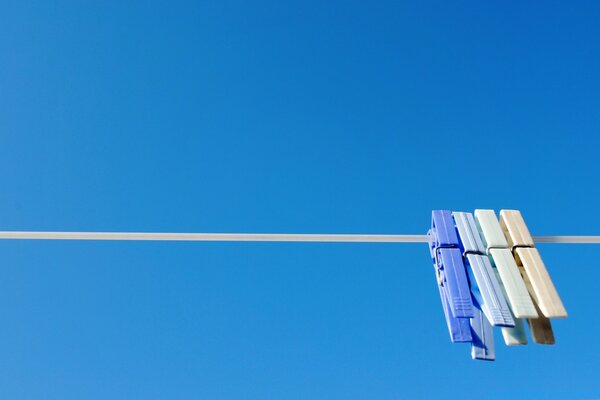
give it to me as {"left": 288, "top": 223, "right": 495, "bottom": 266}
{"left": 1, "top": 1, "right": 599, "bottom": 399}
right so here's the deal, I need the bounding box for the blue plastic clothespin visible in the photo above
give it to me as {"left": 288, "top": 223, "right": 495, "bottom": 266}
{"left": 428, "top": 210, "right": 474, "bottom": 342}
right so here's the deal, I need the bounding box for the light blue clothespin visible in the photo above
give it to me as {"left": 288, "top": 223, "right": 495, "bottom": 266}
{"left": 453, "top": 212, "right": 515, "bottom": 328}
{"left": 453, "top": 212, "right": 514, "bottom": 361}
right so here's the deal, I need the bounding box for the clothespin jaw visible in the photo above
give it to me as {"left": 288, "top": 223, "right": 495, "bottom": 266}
{"left": 474, "top": 210, "right": 538, "bottom": 319}
{"left": 467, "top": 271, "right": 496, "bottom": 359}
{"left": 453, "top": 212, "right": 514, "bottom": 328}
{"left": 527, "top": 315, "right": 555, "bottom": 345}
{"left": 501, "top": 317, "right": 528, "bottom": 346}
{"left": 521, "top": 270, "right": 556, "bottom": 344}
{"left": 499, "top": 210, "right": 567, "bottom": 319}
{"left": 428, "top": 211, "right": 474, "bottom": 342}
{"left": 470, "top": 302, "right": 495, "bottom": 361}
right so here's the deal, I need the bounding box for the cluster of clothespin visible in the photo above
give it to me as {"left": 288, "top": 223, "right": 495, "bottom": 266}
{"left": 428, "top": 210, "right": 567, "bottom": 361}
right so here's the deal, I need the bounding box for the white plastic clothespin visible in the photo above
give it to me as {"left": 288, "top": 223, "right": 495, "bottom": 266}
{"left": 474, "top": 209, "right": 537, "bottom": 346}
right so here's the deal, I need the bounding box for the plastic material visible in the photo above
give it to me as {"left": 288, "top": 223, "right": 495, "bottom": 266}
{"left": 466, "top": 255, "right": 514, "bottom": 327}
{"left": 499, "top": 209, "right": 534, "bottom": 249}
{"left": 500, "top": 210, "right": 567, "bottom": 319}
{"left": 501, "top": 316, "right": 529, "bottom": 346}
{"left": 453, "top": 212, "right": 486, "bottom": 253}
{"left": 493, "top": 268, "right": 528, "bottom": 345}
{"left": 489, "top": 249, "right": 538, "bottom": 319}
{"left": 470, "top": 299, "right": 495, "bottom": 360}
{"left": 474, "top": 210, "right": 538, "bottom": 319}
{"left": 437, "top": 278, "right": 472, "bottom": 343}
{"left": 453, "top": 212, "right": 514, "bottom": 327}
{"left": 527, "top": 313, "right": 555, "bottom": 344}
{"left": 521, "top": 269, "right": 555, "bottom": 344}
{"left": 428, "top": 210, "right": 474, "bottom": 342}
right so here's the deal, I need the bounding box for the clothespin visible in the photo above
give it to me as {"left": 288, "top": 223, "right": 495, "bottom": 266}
{"left": 453, "top": 211, "right": 512, "bottom": 361}
{"left": 474, "top": 209, "right": 537, "bottom": 346}
{"left": 428, "top": 210, "right": 474, "bottom": 342}
{"left": 499, "top": 210, "right": 567, "bottom": 319}
{"left": 453, "top": 212, "right": 514, "bottom": 327}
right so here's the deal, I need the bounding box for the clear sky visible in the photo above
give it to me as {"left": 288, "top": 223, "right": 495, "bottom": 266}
{"left": 1, "top": 1, "right": 599, "bottom": 399}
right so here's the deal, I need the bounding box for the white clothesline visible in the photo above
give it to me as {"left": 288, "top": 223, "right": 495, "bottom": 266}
{"left": 0, "top": 231, "right": 598, "bottom": 243}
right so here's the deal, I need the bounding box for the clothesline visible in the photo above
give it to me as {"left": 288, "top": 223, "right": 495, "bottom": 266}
{"left": 0, "top": 231, "right": 598, "bottom": 243}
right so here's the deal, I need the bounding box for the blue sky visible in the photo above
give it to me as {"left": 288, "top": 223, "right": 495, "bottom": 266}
{"left": 1, "top": 1, "right": 599, "bottom": 398}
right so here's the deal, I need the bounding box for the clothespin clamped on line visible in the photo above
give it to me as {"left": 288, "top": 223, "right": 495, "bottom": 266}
{"left": 429, "top": 209, "right": 568, "bottom": 359}
{"left": 499, "top": 210, "right": 567, "bottom": 344}
{"left": 453, "top": 212, "right": 515, "bottom": 360}
{"left": 453, "top": 212, "right": 514, "bottom": 327}
{"left": 428, "top": 210, "right": 474, "bottom": 342}
{"left": 474, "top": 209, "right": 537, "bottom": 345}
{"left": 499, "top": 210, "right": 567, "bottom": 318}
